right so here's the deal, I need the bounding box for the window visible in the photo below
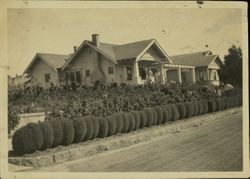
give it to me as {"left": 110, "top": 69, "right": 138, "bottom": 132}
{"left": 85, "top": 69, "right": 90, "bottom": 77}
{"left": 45, "top": 73, "right": 50, "bottom": 82}
{"left": 76, "top": 71, "right": 82, "bottom": 83}
{"left": 70, "top": 71, "right": 75, "bottom": 82}
{"left": 108, "top": 66, "right": 114, "bottom": 74}
{"left": 139, "top": 67, "right": 147, "bottom": 80}
{"left": 126, "top": 67, "right": 132, "bottom": 81}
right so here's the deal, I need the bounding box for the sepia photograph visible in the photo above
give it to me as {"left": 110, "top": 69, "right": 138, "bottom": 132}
{"left": 0, "top": 0, "right": 248, "bottom": 178}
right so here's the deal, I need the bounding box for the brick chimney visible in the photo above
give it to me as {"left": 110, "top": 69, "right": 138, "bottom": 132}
{"left": 73, "top": 46, "right": 77, "bottom": 53}
{"left": 92, "top": 34, "right": 100, "bottom": 47}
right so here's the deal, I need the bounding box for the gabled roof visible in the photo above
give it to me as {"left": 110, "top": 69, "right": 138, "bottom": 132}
{"left": 62, "top": 39, "right": 171, "bottom": 70}
{"left": 24, "top": 53, "right": 70, "bottom": 74}
{"left": 169, "top": 51, "right": 221, "bottom": 67}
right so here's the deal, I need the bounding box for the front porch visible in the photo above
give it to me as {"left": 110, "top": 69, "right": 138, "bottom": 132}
{"left": 120, "top": 59, "right": 196, "bottom": 85}
{"left": 164, "top": 64, "right": 196, "bottom": 84}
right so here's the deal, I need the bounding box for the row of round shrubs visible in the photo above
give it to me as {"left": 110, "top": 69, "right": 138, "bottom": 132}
{"left": 12, "top": 95, "right": 242, "bottom": 155}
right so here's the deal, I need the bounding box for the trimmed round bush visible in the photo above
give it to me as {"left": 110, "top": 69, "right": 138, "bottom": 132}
{"left": 161, "top": 105, "right": 169, "bottom": 123}
{"left": 152, "top": 109, "right": 158, "bottom": 125}
{"left": 144, "top": 108, "right": 154, "bottom": 127}
{"left": 106, "top": 115, "right": 117, "bottom": 136}
{"left": 49, "top": 119, "right": 63, "bottom": 147}
{"left": 12, "top": 123, "right": 43, "bottom": 155}
{"left": 98, "top": 117, "right": 108, "bottom": 138}
{"left": 198, "top": 101, "right": 204, "bottom": 115}
{"left": 139, "top": 110, "right": 147, "bottom": 128}
{"left": 215, "top": 98, "right": 223, "bottom": 111}
{"left": 73, "top": 117, "right": 87, "bottom": 143}
{"left": 193, "top": 101, "right": 199, "bottom": 116}
{"left": 121, "top": 113, "right": 129, "bottom": 133}
{"left": 132, "top": 111, "right": 141, "bottom": 130}
{"left": 38, "top": 121, "right": 54, "bottom": 150}
{"left": 127, "top": 113, "right": 136, "bottom": 132}
{"left": 84, "top": 116, "right": 94, "bottom": 141}
{"left": 114, "top": 113, "right": 123, "bottom": 134}
{"left": 203, "top": 100, "right": 209, "bottom": 114}
{"left": 61, "top": 118, "right": 74, "bottom": 146}
{"left": 165, "top": 105, "right": 173, "bottom": 121}
{"left": 185, "top": 102, "right": 194, "bottom": 118}
{"left": 208, "top": 100, "right": 216, "bottom": 113}
{"left": 176, "top": 103, "right": 186, "bottom": 119}
{"left": 171, "top": 104, "right": 180, "bottom": 121}
{"left": 154, "top": 106, "right": 163, "bottom": 125}
{"left": 92, "top": 116, "right": 100, "bottom": 139}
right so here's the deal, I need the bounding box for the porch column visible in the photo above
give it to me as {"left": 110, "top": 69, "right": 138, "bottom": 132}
{"left": 160, "top": 63, "right": 165, "bottom": 84}
{"left": 133, "top": 60, "right": 139, "bottom": 84}
{"left": 177, "top": 67, "right": 182, "bottom": 83}
{"left": 191, "top": 68, "right": 196, "bottom": 84}
{"left": 207, "top": 68, "right": 210, "bottom": 81}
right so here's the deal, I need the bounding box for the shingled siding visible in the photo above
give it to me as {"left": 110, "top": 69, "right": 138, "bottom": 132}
{"left": 29, "top": 58, "right": 60, "bottom": 87}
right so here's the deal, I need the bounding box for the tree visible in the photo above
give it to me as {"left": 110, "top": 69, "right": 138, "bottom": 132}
{"left": 219, "top": 45, "right": 242, "bottom": 88}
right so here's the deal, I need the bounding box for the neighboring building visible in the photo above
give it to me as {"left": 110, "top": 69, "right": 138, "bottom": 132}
{"left": 170, "top": 51, "right": 224, "bottom": 86}
{"left": 8, "top": 75, "right": 31, "bottom": 87}
{"left": 23, "top": 34, "right": 222, "bottom": 87}
{"left": 24, "top": 53, "right": 70, "bottom": 87}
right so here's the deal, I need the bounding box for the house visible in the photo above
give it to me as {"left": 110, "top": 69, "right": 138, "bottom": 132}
{"left": 170, "top": 51, "right": 224, "bottom": 86}
{"left": 8, "top": 74, "right": 31, "bottom": 87}
{"left": 24, "top": 53, "right": 70, "bottom": 87}
{"left": 23, "top": 34, "right": 221, "bottom": 87}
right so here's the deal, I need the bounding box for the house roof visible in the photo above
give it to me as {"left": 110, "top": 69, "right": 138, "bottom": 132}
{"left": 62, "top": 38, "right": 171, "bottom": 70}
{"left": 169, "top": 51, "right": 220, "bottom": 67}
{"left": 24, "top": 53, "right": 70, "bottom": 74}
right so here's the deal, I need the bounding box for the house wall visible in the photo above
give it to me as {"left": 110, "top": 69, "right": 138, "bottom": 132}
{"left": 64, "top": 46, "right": 119, "bottom": 85}
{"left": 29, "top": 58, "right": 59, "bottom": 87}
{"left": 141, "top": 46, "right": 163, "bottom": 61}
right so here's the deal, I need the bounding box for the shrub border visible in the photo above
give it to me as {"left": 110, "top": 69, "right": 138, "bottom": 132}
{"left": 9, "top": 107, "right": 242, "bottom": 169}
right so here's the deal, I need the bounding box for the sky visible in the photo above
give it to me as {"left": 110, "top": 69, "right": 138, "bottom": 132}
{"left": 7, "top": 7, "right": 243, "bottom": 76}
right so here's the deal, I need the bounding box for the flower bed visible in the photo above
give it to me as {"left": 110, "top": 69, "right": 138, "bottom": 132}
{"left": 10, "top": 95, "right": 242, "bottom": 156}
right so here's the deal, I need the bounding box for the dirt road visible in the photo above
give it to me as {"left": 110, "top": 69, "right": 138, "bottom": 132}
{"left": 36, "top": 112, "right": 242, "bottom": 172}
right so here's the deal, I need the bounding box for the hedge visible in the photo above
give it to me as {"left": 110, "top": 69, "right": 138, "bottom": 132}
{"left": 73, "top": 117, "right": 87, "bottom": 143}
{"left": 106, "top": 115, "right": 117, "bottom": 136}
{"left": 49, "top": 119, "right": 63, "bottom": 147}
{"left": 38, "top": 121, "right": 54, "bottom": 150}
{"left": 144, "top": 108, "right": 154, "bottom": 127}
{"left": 128, "top": 113, "right": 136, "bottom": 132}
{"left": 161, "top": 105, "right": 169, "bottom": 123}
{"left": 208, "top": 100, "right": 216, "bottom": 113}
{"left": 92, "top": 117, "right": 100, "bottom": 139}
{"left": 121, "top": 112, "right": 129, "bottom": 133}
{"left": 84, "top": 116, "right": 94, "bottom": 141}
{"left": 11, "top": 95, "right": 242, "bottom": 155}
{"left": 176, "top": 103, "right": 186, "bottom": 119}
{"left": 171, "top": 104, "right": 180, "bottom": 121}
{"left": 193, "top": 101, "right": 199, "bottom": 116}
{"left": 185, "top": 102, "right": 194, "bottom": 118}
{"left": 12, "top": 123, "right": 43, "bottom": 155}
{"left": 98, "top": 117, "right": 108, "bottom": 138}
{"left": 114, "top": 113, "right": 123, "bottom": 134}
{"left": 139, "top": 110, "right": 147, "bottom": 128}
{"left": 154, "top": 106, "right": 163, "bottom": 125}
{"left": 132, "top": 111, "right": 141, "bottom": 130}
{"left": 61, "top": 118, "right": 74, "bottom": 146}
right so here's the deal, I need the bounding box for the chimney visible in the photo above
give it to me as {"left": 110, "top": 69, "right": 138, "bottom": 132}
{"left": 73, "top": 46, "right": 77, "bottom": 53}
{"left": 92, "top": 34, "right": 100, "bottom": 47}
